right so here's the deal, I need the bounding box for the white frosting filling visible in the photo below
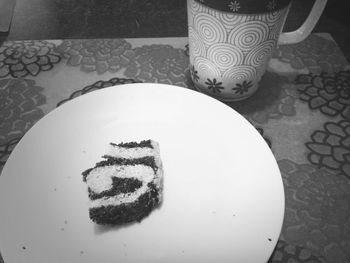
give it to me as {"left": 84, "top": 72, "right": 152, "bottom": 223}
{"left": 86, "top": 165, "right": 154, "bottom": 194}
{"left": 86, "top": 140, "right": 163, "bottom": 208}
{"left": 107, "top": 145, "right": 157, "bottom": 159}
{"left": 90, "top": 183, "right": 149, "bottom": 208}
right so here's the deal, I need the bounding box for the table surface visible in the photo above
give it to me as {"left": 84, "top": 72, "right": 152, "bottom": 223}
{"left": 0, "top": 33, "right": 350, "bottom": 263}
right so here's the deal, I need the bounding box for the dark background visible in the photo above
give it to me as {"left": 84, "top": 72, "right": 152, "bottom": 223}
{"left": 1, "top": 0, "right": 350, "bottom": 60}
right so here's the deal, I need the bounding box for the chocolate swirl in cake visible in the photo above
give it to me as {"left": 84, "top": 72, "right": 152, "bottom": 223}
{"left": 82, "top": 140, "right": 163, "bottom": 225}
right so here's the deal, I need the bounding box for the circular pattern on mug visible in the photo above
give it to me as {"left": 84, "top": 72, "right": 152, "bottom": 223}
{"left": 264, "top": 11, "right": 283, "bottom": 25}
{"left": 207, "top": 8, "right": 219, "bottom": 17}
{"left": 246, "top": 14, "right": 264, "bottom": 22}
{"left": 207, "top": 43, "right": 244, "bottom": 70}
{"left": 194, "top": 13, "right": 226, "bottom": 45}
{"left": 217, "top": 12, "right": 247, "bottom": 29}
{"left": 269, "top": 10, "right": 288, "bottom": 40}
{"left": 189, "top": 27, "right": 207, "bottom": 58}
{"left": 244, "top": 8, "right": 287, "bottom": 26}
{"left": 189, "top": 0, "right": 206, "bottom": 14}
{"left": 222, "top": 65, "right": 257, "bottom": 81}
{"left": 245, "top": 40, "right": 276, "bottom": 67}
{"left": 194, "top": 56, "right": 221, "bottom": 79}
{"left": 228, "top": 21, "right": 269, "bottom": 52}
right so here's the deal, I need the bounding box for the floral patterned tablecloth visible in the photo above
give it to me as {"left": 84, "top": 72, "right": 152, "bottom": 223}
{"left": 0, "top": 33, "right": 350, "bottom": 263}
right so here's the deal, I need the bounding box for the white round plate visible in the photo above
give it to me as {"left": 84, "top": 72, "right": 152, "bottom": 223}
{"left": 0, "top": 83, "right": 284, "bottom": 263}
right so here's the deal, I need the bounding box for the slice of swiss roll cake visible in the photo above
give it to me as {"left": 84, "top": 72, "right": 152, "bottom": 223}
{"left": 82, "top": 140, "right": 163, "bottom": 225}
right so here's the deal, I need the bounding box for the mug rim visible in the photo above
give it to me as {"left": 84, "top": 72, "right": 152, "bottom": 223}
{"left": 193, "top": 0, "right": 291, "bottom": 14}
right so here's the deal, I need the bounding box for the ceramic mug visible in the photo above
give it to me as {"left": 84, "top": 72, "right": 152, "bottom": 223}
{"left": 187, "top": 0, "right": 328, "bottom": 101}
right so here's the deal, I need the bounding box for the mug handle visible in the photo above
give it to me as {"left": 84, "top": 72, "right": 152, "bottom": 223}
{"left": 278, "top": 0, "right": 328, "bottom": 45}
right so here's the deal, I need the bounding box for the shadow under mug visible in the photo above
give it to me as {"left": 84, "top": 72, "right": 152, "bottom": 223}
{"left": 187, "top": 0, "right": 328, "bottom": 101}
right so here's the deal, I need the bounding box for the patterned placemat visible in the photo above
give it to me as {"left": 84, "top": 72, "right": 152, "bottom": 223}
{"left": 0, "top": 33, "right": 349, "bottom": 263}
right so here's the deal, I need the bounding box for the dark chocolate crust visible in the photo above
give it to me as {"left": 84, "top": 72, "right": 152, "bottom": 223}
{"left": 82, "top": 156, "right": 158, "bottom": 182}
{"left": 110, "top": 140, "right": 154, "bottom": 149}
{"left": 89, "top": 183, "right": 160, "bottom": 225}
{"left": 82, "top": 168, "right": 93, "bottom": 182}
